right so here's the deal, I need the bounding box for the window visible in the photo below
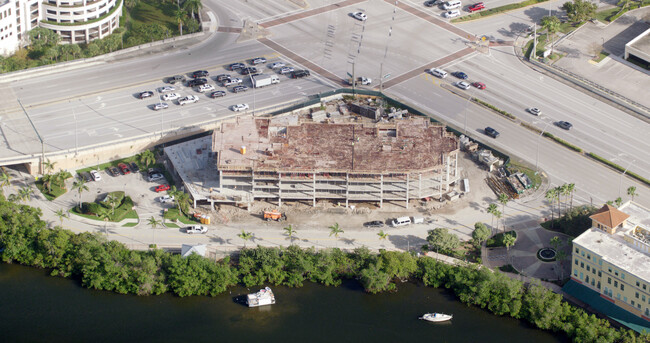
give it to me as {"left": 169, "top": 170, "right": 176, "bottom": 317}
{"left": 592, "top": 269, "right": 596, "bottom": 275}
{"left": 615, "top": 271, "right": 619, "bottom": 276}
{"left": 597, "top": 281, "right": 601, "bottom": 289}
{"left": 643, "top": 295, "right": 646, "bottom": 302}
{"left": 632, "top": 300, "right": 635, "bottom": 306}
{"left": 581, "top": 262, "right": 584, "bottom": 268}
{"left": 587, "top": 265, "right": 591, "bottom": 272}
{"left": 624, "top": 296, "right": 627, "bottom": 302}
{"left": 582, "top": 251, "right": 585, "bottom": 257}
{"left": 608, "top": 268, "right": 612, "bottom": 273}
{"left": 575, "top": 259, "right": 578, "bottom": 265}
{"left": 586, "top": 276, "right": 590, "bottom": 283}
{"left": 637, "top": 304, "right": 641, "bottom": 309}
{"left": 644, "top": 284, "right": 647, "bottom": 291}
{"left": 574, "top": 270, "right": 578, "bottom": 277}
{"left": 636, "top": 292, "right": 639, "bottom": 299}
{"left": 621, "top": 284, "right": 624, "bottom": 291}
{"left": 608, "top": 277, "right": 612, "bottom": 284}
{"left": 587, "top": 254, "right": 591, "bottom": 260}
{"left": 598, "top": 271, "right": 602, "bottom": 277}
{"left": 621, "top": 273, "right": 625, "bottom": 280}
{"left": 614, "top": 281, "right": 618, "bottom": 287}
{"left": 575, "top": 248, "right": 579, "bottom": 253}
{"left": 599, "top": 260, "right": 602, "bottom": 266}
{"left": 637, "top": 281, "right": 640, "bottom": 287}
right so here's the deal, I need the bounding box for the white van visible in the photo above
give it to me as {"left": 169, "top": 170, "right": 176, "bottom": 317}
{"left": 443, "top": 0, "right": 462, "bottom": 10}
{"left": 391, "top": 216, "right": 412, "bottom": 227}
{"left": 429, "top": 68, "right": 448, "bottom": 78}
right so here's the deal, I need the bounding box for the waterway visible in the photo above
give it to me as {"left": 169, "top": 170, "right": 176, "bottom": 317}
{"left": 0, "top": 263, "right": 567, "bottom": 342}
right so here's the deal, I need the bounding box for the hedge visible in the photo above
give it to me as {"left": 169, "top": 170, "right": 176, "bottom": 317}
{"left": 542, "top": 132, "right": 583, "bottom": 153}
{"left": 452, "top": 0, "right": 549, "bottom": 23}
{"left": 473, "top": 99, "right": 517, "bottom": 120}
{"left": 587, "top": 153, "right": 650, "bottom": 187}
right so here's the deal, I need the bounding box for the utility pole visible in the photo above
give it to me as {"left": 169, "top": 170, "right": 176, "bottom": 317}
{"left": 18, "top": 99, "right": 45, "bottom": 175}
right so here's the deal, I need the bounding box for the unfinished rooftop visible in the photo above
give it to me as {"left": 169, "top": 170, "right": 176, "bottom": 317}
{"left": 213, "top": 116, "right": 459, "bottom": 174}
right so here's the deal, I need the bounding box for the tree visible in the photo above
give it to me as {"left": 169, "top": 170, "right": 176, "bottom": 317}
{"left": 148, "top": 216, "right": 161, "bottom": 229}
{"left": 105, "top": 194, "right": 121, "bottom": 217}
{"left": 545, "top": 188, "right": 558, "bottom": 225}
{"left": 550, "top": 236, "right": 567, "bottom": 280}
{"left": 567, "top": 183, "right": 576, "bottom": 211}
{"left": 487, "top": 203, "right": 498, "bottom": 232}
{"left": 562, "top": 0, "right": 597, "bottom": 23}
{"left": 283, "top": 224, "right": 296, "bottom": 244}
{"left": 185, "top": 18, "right": 201, "bottom": 34}
{"left": 137, "top": 150, "right": 155, "bottom": 168}
{"left": 472, "top": 222, "right": 490, "bottom": 247}
{"left": 498, "top": 193, "right": 510, "bottom": 233}
{"left": 43, "top": 159, "right": 56, "bottom": 176}
{"left": 0, "top": 171, "right": 12, "bottom": 189}
{"left": 125, "top": 0, "right": 139, "bottom": 10}
{"left": 72, "top": 179, "right": 88, "bottom": 208}
{"left": 18, "top": 186, "right": 34, "bottom": 203}
{"left": 238, "top": 230, "right": 253, "bottom": 248}
{"left": 627, "top": 186, "right": 638, "bottom": 201}
{"left": 183, "top": 0, "right": 203, "bottom": 19}
{"left": 28, "top": 27, "right": 59, "bottom": 50}
{"left": 540, "top": 16, "right": 561, "bottom": 54}
{"left": 377, "top": 230, "right": 388, "bottom": 249}
{"left": 503, "top": 233, "right": 517, "bottom": 263}
{"left": 553, "top": 186, "right": 562, "bottom": 219}
{"left": 54, "top": 209, "right": 68, "bottom": 227}
{"left": 426, "top": 228, "right": 460, "bottom": 255}
{"left": 329, "top": 223, "right": 344, "bottom": 247}
{"left": 614, "top": 197, "right": 622, "bottom": 207}
{"left": 174, "top": 8, "right": 187, "bottom": 36}
{"left": 494, "top": 210, "right": 502, "bottom": 232}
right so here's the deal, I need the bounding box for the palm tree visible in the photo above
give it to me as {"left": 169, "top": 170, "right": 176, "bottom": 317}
{"left": 283, "top": 224, "right": 296, "bottom": 244}
{"left": 55, "top": 209, "right": 68, "bottom": 227}
{"left": 106, "top": 194, "right": 121, "bottom": 217}
{"left": 183, "top": 0, "right": 203, "bottom": 19}
{"left": 503, "top": 233, "right": 517, "bottom": 263}
{"left": 567, "top": 183, "right": 576, "bottom": 211}
{"left": 377, "top": 230, "right": 388, "bottom": 249}
{"left": 72, "top": 179, "right": 89, "bottom": 209}
{"left": 554, "top": 186, "right": 562, "bottom": 220}
{"left": 43, "top": 159, "right": 56, "bottom": 175}
{"left": 498, "top": 193, "right": 509, "bottom": 233}
{"left": 148, "top": 216, "right": 162, "bottom": 247}
{"left": 627, "top": 186, "right": 638, "bottom": 201}
{"left": 545, "top": 188, "right": 558, "bottom": 225}
{"left": 18, "top": 186, "right": 33, "bottom": 202}
{"left": 329, "top": 222, "right": 344, "bottom": 247}
{"left": 174, "top": 8, "right": 187, "bottom": 36}
{"left": 137, "top": 150, "right": 156, "bottom": 169}
{"left": 550, "top": 236, "right": 565, "bottom": 279}
{"left": 238, "top": 230, "right": 253, "bottom": 248}
{"left": 494, "top": 210, "right": 502, "bottom": 232}
{"left": 0, "top": 171, "right": 12, "bottom": 189}
{"left": 540, "top": 15, "right": 561, "bottom": 55}
{"left": 487, "top": 203, "right": 498, "bottom": 232}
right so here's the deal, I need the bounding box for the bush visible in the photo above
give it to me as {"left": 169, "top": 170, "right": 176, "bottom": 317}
{"left": 543, "top": 132, "right": 583, "bottom": 152}
{"left": 540, "top": 205, "right": 596, "bottom": 237}
{"left": 486, "top": 231, "right": 517, "bottom": 248}
{"left": 473, "top": 99, "right": 516, "bottom": 120}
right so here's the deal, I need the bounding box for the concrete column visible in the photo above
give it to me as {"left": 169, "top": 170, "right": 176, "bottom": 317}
{"left": 380, "top": 174, "right": 383, "bottom": 208}
{"left": 193, "top": 198, "right": 197, "bottom": 209}
{"left": 405, "top": 174, "right": 409, "bottom": 209}
{"left": 418, "top": 173, "right": 422, "bottom": 199}
{"left": 313, "top": 172, "right": 316, "bottom": 207}
{"left": 278, "top": 172, "right": 282, "bottom": 207}
{"left": 251, "top": 170, "right": 255, "bottom": 194}
{"left": 345, "top": 173, "right": 349, "bottom": 208}
{"left": 445, "top": 155, "right": 450, "bottom": 191}
{"left": 85, "top": 29, "right": 89, "bottom": 44}
{"left": 219, "top": 170, "right": 222, "bottom": 190}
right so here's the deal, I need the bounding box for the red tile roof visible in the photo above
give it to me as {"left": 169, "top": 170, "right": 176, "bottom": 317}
{"left": 590, "top": 204, "right": 630, "bottom": 229}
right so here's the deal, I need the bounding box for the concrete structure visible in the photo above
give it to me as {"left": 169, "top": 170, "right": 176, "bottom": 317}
{"left": 211, "top": 115, "right": 460, "bottom": 208}
{"left": 0, "top": 0, "right": 122, "bottom": 56}
{"left": 625, "top": 27, "right": 650, "bottom": 69}
{"left": 181, "top": 244, "right": 207, "bottom": 258}
{"left": 571, "top": 202, "right": 650, "bottom": 322}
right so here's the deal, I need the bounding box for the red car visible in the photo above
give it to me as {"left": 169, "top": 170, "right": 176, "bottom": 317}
{"left": 472, "top": 82, "right": 486, "bottom": 89}
{"left": 468, "top": 2, "right": 485, "bottom": 12}
{"left": 155, "top": 184, "right": 171, "bottom": 192}
{"left": 117, "top": 163, "right": 131, "bottom": 175}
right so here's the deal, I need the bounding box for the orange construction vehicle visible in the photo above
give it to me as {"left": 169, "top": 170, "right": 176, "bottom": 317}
{"left": 263, "top": 210, "right": 287, "bottom": 222}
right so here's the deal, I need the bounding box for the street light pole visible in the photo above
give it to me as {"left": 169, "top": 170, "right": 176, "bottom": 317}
{"left": 535, "top": 122, "right": 551, "bottom": 172}
{"left": 618, "top": 160, "right": 635, "bottom": 198}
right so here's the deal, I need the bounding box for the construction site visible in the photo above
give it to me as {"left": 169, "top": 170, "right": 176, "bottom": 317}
{"left": 211, "top": 109, "right": 460, "bottom": 209}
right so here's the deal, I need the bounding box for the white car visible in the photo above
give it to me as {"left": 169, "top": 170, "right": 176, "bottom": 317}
{"left": 179, "top": 95, "right": 199, "bottom": 105}
{"left": 148, "top": 173, "right": 164, "bottom": 182}
{"left": 527, "top": 107, "right": 542, "bottom": 116}
{"left": 456, "top": 81, "right": 471, "bottom": 90}
{"left": 232, "top": 103, "right": 250, "bottom": 112}
{"left": 223, "top": 78, "right": 243, "bottom": 87}
{"left": 153, "top": 103, "right": 169, "bottom": 111}
{"left": 443, "top": 10, "right": 461, "bottom": 18}
{"left": 270, "top": 62, "right": 285, "bottom": 69}
{"left": 352, "top": 11, "right": 367, "bottom": 21}
{"left": 185, "top": 225, "right": 208, "bottom": 234}
{"left": 89, "top": 170, "right": 101, "bottom": 181}
{"left": 159, "top": 86, "right": 175, "bottom": 93}
{"left": 162, "top": 93, "right": 180, "bottom": 101}
{"left": 360, "top": 77, "right": 372, "bottom": 85}
{"left": 158, "top": 195, "right": 175, "bottom": 204}
{"left": 197, "top": 84, "right": 215, "bottom": 93}
{"left": 279, "top": 67, "right": 295, "bottom": 74}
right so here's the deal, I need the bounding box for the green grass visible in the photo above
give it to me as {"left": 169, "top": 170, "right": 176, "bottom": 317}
{"left": 499, "top": 264, "right": 519, "bottom": 274}
{"left": 451, "top": 0, "right": 549, "bottom": 23}
{"left": 122, "top": 222, "right": 138, "bottom": 227}
{"left": 127, "top": 0, "right": 179, "bottom": 34}
{"left": 595, "top": 7, "right": 619, "bottom": 22}
{"left": 540, "top": 206, "right": 596, "bottom": 238}
{"left": 543, "top": 132, "right": 583, "bottom": 153}
{"left": 592, "top": 51, "right": 609, "bottom": 63}
{"left": 34, "top": 180, "right": 67, "bottom": 201}
{"left": 473, "top": 99, "right": 516, "bottom": 120}
{"left": 164, "top": 208, "right": 197, "bottom": 224}
{"left": 486, "top": 231, "right": 517, "bottom": 248}
{"left": 164, "top": 222, "right": 180, "bottom": 228}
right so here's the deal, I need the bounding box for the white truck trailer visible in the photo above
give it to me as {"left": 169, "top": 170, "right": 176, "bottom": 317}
{"left": 252, "top": 74, "right": 280, "bottom": 88}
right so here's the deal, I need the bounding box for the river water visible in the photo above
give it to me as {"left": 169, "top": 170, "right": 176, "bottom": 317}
{"left": 0, "top": 263, "right": 566, "bottom": 342}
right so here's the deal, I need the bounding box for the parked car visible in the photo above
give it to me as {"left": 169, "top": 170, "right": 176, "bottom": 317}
{"left": 162, "top": 93, "right": 180, "bottom": 101}
{"left": 424, "top": 0, "right": 440, "bottom": 6}
{"left": 429, "top": 68, "right": 448, "bottom": 78}
{"left": 197, "top": 84, "right": 215, "bottom": 93}
{"left": 527, "top": 107, "right": 542, "bottom": 116}
{"left": 468, "top": 2, "right": 485, "bottom": 11}
{"left": 364, "top": 221, "right": 385, "bottom": 228}
{"left": 108, "top": 166, "right": 120, "bottom": 177}
{"left": 153, "top": 103, "right": 169, "bottom": 111}
{"left": 240, "top": 67, "right": 258, "bottom": 75}
{"left": 215, "top": 74, "right": 231, "bottom": 82}
{"left": 187, "top": 78, "right": 208, "bottom": 87}
{"left": 192, "top": 70, "right": 209, "bottom": 78}
{"left": 351, "top": 11, "right": 367, "bottom": 21}
{"left": 166, "top": 75, "right": 185, "bottom": 84}
{"left": 556, "top": 121, "right": 573, "bottom": 130}
{"left": 251, "top": 57, "right": 267, "bottom": 65}
{"left": 443, "top": 10, "right": 461, "bottom": 18}
{"left": 117, "top": 163, "right": 131, "bottom": 175}
{"left": 159, "top": 86, "right": 175, "bottom": 93}
{"left": 472, "top": 82, "right": 486, "bottom": 89}
{"left": 484, "top": 126, "right": 500, "bottom": 138}
{"left": 155, "top": 184, "right": 171, "bottom": 192}
{"left": 179, "top": 95, "right": 199, "bottom": 105}
{"left": 291, "top": 70, "right": 310, "bottom": 78}
{"left": 279, "top": 66, "right": 295, "bottom": 74}
{"left": 148, "top": 173, "right": 164, "bottom": 182}
{"left": 158, "top": 195, "right": 175, "bottom": 203}
{"left": 139, "top": 91, "right": 154, "bottom": 99}
{"left": 79, "top": 171, "right": 92, "bottom": 182}
{"left": 223, "top": 78, "right": 243, "bottom": 87}
{"left": 269, "top": 62, "right": 285, "bottom": 69}
{"left": 89, "top": 170, "right": 101, "bottom": 181}
{"left": 456, "top": 81, "right": 471, "bottom": 90}
{"left": 129, "top": 162, "right": 140, "bottom": 172}
{"left": 229, "top": 62, "right": 246, "bottom": 70}
{"left": 210, "top": 90, "right": 227, "bottom": 98}
{"left": 185, "top": 225, "right": 208, "bottom": 234}
{"left": 452, "top": 71, "right": 468, "bottom": 79}
{"left": 232, "top": 103, "right": 250, "bottom": 112}
{"left": 232, "top": 85, "right": 249, "bottom": 93}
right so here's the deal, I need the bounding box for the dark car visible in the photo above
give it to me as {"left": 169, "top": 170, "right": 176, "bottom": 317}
{"left": 232, "top": 85, "right": 249, "bottom": 93}
{"left": 166, "top": 75, "right": 185, "bottom": 84}
{"left": 117, "top": 163, "right": 131, "bottom": 175}
{"left": 484, "top": 127, "right": 500, "bottom": 138}
{"left": 129, "top": 162, "right": 140, "bottom": 173}
{"left": 364, "top": 221, "right": 385, "bottom": 228}
{"left": 556, "top": 121, "right": 573, "bottom": 130}
{"left": 210, "top": 90, "right": 227, "bottom": 98}
{"left": 291, "top": 70, "right": 310, "bottom": 78}
{"left": 187, "top": 78, "right": 208, "bottom": 87}
{"left": 192, "top": 70, "right": 209, "bottom": 78}
{"left": 240, "top": 67, "right": 258, "bottom": 75}
{"left": 229, "top": 62, "right": 246, "bottom": 70}
{"left": 79, "top": 171, "right": 92, "bottom": 182}
{"left": 139, "top": 91, "right": 154, "bottom": 99}
{"left": 215, "top": 74, "right": 231, "bottom": 82}
{"left": 108, "top": 166, "right": 120, "bottom": 177}
{"left": 452, "top": 71, "right": 468, "bottom": 79}
{"left": 424, "top": 0, "right": 439, "bottom": 6}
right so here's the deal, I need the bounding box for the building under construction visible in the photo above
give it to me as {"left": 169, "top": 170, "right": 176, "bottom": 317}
{"left": 212, "top": 116, "right": 460, "bottom": 208}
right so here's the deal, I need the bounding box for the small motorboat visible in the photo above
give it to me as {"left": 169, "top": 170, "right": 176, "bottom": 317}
{"left": 419, "top": 312, "right": 453, "bottom": 322}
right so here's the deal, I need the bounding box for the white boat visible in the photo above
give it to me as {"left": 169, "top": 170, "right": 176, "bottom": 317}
{"left": 419, "top": 312, "right": 453, "bottom": 322}
{"left": 246, "top": 287, "right": 276, "bottom": 307}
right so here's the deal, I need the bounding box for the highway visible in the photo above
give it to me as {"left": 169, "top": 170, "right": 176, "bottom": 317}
{"left": 0, "top": 0, "right": 648, "bottom": 207}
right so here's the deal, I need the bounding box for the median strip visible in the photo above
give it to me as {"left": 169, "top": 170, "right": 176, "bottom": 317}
{"left": 451, "top": 0, "right": 549, "bottom": 23}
